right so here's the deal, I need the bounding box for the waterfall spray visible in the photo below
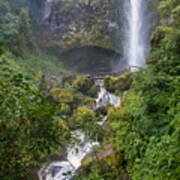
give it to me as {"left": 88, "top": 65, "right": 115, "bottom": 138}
{"left": 123, "top": 0, "right": 151, "bottom": 70}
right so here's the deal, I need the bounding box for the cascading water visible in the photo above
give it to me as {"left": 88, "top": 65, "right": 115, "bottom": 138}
{"left": 96, "top": 81, "right": 120, "bottom": 108}
{"left": 38, "top": 130, "right": 99, "bottom": 180}
{"left": 122, "top": 0, "right": 152, "bottom": 69}
{"left": 38, "top": 80, "right": 120, "bottom": 180}
{"left": 43, "top": 0, "right": 53, "bottom": 21}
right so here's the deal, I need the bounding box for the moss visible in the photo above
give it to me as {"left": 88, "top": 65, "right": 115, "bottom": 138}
{"left": 50, "top": 87, "right": 94, "bottom": 109}
{"left": 104, "top": 72, "right": 132, "bottom": 93}
{"left": 50, "top": 87, "right": 74, "bottom": 104}
{"left": 73, "top": 76, "right": 96, "bottom": 96}
{"left": 88, "top": 85, "right": 100, "bottom": 98}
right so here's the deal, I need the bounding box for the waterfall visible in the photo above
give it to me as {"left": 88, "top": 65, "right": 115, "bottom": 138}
{"left": 43, "top": 0, "right": 53, "bottom": 21}
{"left": 96, "top": 81, "right": 120, "bottom": 108}
{"left": 123, "top": 0, "right": 152, "bottom": 69}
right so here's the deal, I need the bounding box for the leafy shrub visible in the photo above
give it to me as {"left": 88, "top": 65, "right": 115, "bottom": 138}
{"left": 72, "top": 106, "right": 96, "bottom": 125}
{"left": 0, "top": 55, "right": 69, "bottom": 179}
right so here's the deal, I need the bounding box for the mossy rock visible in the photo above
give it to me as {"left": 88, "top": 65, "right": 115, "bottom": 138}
{"left": 73, "top": 76, "right": 95, "bottom": 96}
{"left": 88, "top": 85, "right": 100, "bottom": 98}
{"left": 50, "top": 87, "right": 74, "bottom": 104}
{"left": 104, "top": 72, "right": 132, "bottom": 93}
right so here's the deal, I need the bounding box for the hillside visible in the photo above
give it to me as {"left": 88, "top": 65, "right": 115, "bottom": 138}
{"left": 0, "top": 0, "right": 179, "bottom": 180}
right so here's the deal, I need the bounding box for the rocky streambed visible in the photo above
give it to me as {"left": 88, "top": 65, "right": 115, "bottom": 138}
{"left": 38, "top": 80, "right": 120, "bottom": 180}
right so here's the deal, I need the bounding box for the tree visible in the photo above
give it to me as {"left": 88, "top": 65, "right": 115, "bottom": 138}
{"left": 0, "top": 54, "right": 70, "bottom": 179}
{"left": 0, "top": 2, "right": 19, "bottom": 53}
{"left": 17, "top": 8, "right": 37, "bottom": 56}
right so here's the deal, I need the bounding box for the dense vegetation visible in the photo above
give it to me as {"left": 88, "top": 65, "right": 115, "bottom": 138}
{"left": 0, "top": 54, "right": 68, "bottom": 179}
{"left": 0, "top": 0, "right": 179, "bottom": 180}
{"left": 76, "top": 0, "right": 180, "bottom": 179}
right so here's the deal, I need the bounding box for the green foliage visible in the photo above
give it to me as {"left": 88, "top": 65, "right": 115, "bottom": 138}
{"left": 108, "top": 67, "right": 180, "bottom": 179}
{"left": 71, "top": 106, "right": 103, "bottom": 140}
{"left": 72, "top": 106, "right": 96, "bottom": 125}
{"left": 58, "top": 103, "right": 71, "bottom": 115}
{"left": 106, "top": 1, "right": 180, "bottom": 178}
{"left": 17, "top": 53, "right": 68, "bottom": 75}
{"left": 0, "top": 54, "right": 70, "bottom": 179}
{"left": 0, "top": 1, "right": 38, "bottom": 56}
{"left": 0, "top": 2, "right": 19, "bottom": 51}
{"left": 0, "top": 1, "right": 179, "bottom": 180}
{"left": 16, "top": 8, "right": 37, "bottom": 56}
{"left": 0, "top": 41, "right": 4, "bottom": 55}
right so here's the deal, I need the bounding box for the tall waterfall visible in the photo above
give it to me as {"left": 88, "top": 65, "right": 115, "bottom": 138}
{"left": 123, "top": 0, "right": 152, "bottom": 69}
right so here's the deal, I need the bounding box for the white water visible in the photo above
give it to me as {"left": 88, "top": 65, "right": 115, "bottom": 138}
{"left": 123, "top": 0, "right": 151, "bottom": 69}
{"left": 38, "top": 82, "right": 120, "bottom": 180}
{"left": 43, "top": 0, "right": 53, "bottom": 21}
{"left": 96, "top": 84, "right": 121, "bottom": 108}
{"left": 38, "top": 130, "right": 99, "bottom": 180}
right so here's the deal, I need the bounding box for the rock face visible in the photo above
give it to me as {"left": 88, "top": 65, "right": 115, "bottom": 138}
{"left": 61, "top": 46, "right": 123, "bottom": 74}
{"left": 40, "top": 0, "right": 124, "bottom": 73}
{"left": 42, "top": 0, "right": 81, "bottom": 35}
{"left": 40, "top": 0, "right": 118, "bottom": 50}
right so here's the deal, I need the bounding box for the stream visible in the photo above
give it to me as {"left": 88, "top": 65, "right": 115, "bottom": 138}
{"left": 38, "top": 80, "right": 120, "bottom": 180}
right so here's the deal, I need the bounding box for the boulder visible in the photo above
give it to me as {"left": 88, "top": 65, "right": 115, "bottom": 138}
{"left": 104, "top": 72, "right": 132, "bottom": 93}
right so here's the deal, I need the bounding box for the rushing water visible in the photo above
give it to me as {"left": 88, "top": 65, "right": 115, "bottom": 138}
{"left": 96, "top": 82, "right": 120, "bottom": 108}
{"left": 123, "top": 0, "right": 152, "bottom": 69}
{"left": 38, "top": 81, "right": 120, "bottom": 180}
{"left": 38, "top": 130, "right": 99, "bottom": 180}
{"left": 43, "top": 0, "right": 53, "bottom": 21}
